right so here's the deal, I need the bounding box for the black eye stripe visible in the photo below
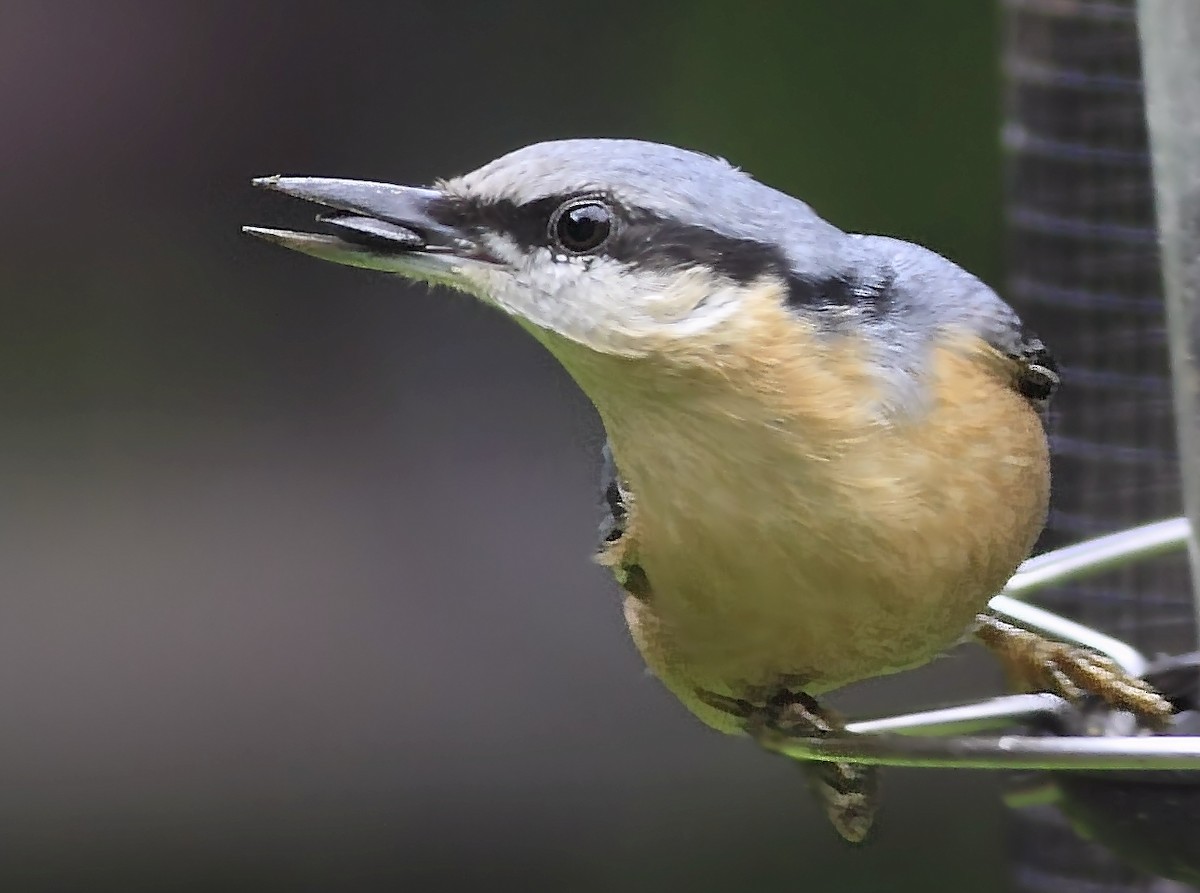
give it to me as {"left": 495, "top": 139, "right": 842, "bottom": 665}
{"left": 428, "top": 194, "right": 560, "bottom": 251}
{"left": 611, "top": 217, "right": 785, "bottom": 284}
{"left": 428, "top": 193, "right": 861, "bottom": 307}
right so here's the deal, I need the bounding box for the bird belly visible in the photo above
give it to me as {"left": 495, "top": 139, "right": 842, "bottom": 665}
{"left": 622, "top": 527, "right": 996, "bottom": 734}
{"left": 584, "top": 329, "right": 1050, "bottom": 734}
{"left": 608, "top": 364, "right": 1049, "bottom": 733}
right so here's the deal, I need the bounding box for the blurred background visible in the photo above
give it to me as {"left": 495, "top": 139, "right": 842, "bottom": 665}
{"left": 1, "top": 2, "right": 1185, "bottom": 890}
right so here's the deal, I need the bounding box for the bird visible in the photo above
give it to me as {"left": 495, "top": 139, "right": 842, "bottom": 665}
{"left": 245, "top": 139, "right": 1172, "bottom": 842}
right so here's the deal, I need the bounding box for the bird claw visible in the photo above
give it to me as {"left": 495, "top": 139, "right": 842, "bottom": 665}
{"left": 694, "top": 688, "right": 756, "bottom": 720}
{"left": 697, "top": 686, "right": 880, "bottom": 844}
{"left": 975, "top": 614, "right": 1174, "bottom": 728}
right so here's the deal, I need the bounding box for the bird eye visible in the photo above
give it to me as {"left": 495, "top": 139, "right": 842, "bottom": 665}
{"left": 551, "top": 199, "right": 613, "bottom": 254}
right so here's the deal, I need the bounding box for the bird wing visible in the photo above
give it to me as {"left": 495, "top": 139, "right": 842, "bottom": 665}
{"left": 1007, "top": 327, "right": 1060, "bottom": 408}
{"left": 596, "top": 441, "right": 651, "bottom": 599}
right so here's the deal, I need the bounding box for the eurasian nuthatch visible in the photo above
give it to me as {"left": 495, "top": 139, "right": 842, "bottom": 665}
{"left": 247, "top": 139, "right": 1172, "bottom": 841}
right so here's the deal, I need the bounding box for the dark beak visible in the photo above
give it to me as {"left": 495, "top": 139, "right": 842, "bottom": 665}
{"left": 244, "top": 176, "right": 484, "bottom": 277}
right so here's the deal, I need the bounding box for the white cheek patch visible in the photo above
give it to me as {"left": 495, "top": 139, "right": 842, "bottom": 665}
{"left": 471, "top": 252, "right": 747, "bottom": 355}
{"left": 644, "top": 268, "right": 746, "bottom": 335}
{"left": 479, "top": 232, "right": 526, "bottom": 268}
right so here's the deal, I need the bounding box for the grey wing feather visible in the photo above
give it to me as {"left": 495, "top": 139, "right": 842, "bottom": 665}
{"left": 598, "top": 440, "right": 628, "bottom": 546}
{"left": 597, "top": 442, "right": 652, "bottom": 600}
{"left": 849, "top": 234, "right": 1060, "bottom": 409}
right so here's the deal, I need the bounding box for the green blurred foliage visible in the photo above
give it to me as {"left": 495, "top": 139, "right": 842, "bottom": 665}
{"left": 656, "top": 1, "right": 1003, "bottom": 286}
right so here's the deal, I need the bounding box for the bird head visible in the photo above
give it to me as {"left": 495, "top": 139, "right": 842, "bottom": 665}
{"left": 248, "top": 138, "right": 1032, "bottom": 423}
{"left": 245, "top": 140, "right": 871, "bottom": 358}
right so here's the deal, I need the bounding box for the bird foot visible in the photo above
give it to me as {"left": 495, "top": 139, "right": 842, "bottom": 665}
{"left": 698, "top": 687, "right": 879, "bottom": 844}
{"left": 974, "top": 614, "right": 1173, "bottom": 728}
